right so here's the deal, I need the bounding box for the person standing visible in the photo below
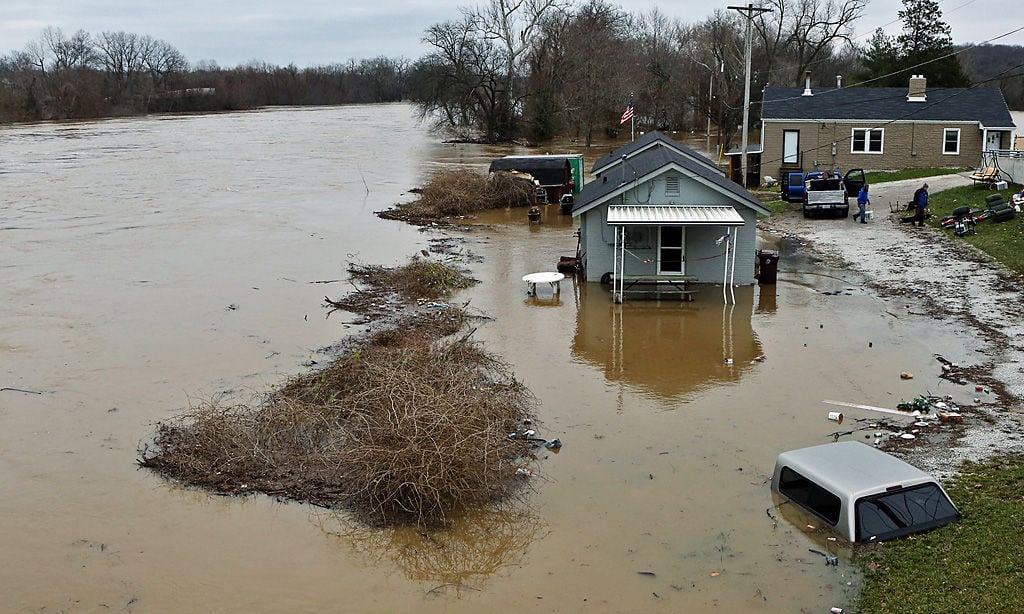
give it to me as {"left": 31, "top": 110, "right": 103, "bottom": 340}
{"left": 853, "top": 184, "right": 870, "bottom": 223}
{"left": 912, "top": 183, "right": 929, "bottom": 227}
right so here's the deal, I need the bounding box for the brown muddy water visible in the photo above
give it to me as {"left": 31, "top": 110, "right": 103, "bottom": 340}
{"left": 1, "top": 104, "right": 972, "bottom": 612}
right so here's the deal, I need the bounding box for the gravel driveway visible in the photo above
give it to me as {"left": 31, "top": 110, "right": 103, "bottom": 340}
{"left": 760, "top": 171, "right": 1024, "bottom": 472}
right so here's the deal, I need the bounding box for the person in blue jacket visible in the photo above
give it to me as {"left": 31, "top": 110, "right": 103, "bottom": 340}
{"left": 912, "top": 183, "right": 929, "bottom": 227}
{"left": 852, "top": 184, "right": 870, "bottom": 223}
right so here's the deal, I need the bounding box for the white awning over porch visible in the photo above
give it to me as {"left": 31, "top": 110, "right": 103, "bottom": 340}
{"left": 607, "top": 204, "right": 744, "bottom": 226}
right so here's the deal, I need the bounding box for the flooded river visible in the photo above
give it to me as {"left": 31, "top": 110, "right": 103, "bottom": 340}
{"left": 1, "top": 104, "right": 971, "bottom": 612}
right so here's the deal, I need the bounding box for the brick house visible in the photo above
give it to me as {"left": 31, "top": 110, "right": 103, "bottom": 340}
{"left": 758, "top": 74, "right": 1017, "bottom": 185}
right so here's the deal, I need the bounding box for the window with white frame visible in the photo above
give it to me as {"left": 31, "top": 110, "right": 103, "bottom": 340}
{"left": 943, "top": 128, "right": 960, "bottom": 155}
{"left": 851, "top": 128, "right": 884, "bottom": 154}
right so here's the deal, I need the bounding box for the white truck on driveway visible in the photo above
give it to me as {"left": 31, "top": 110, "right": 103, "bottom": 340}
{"left": 802, "top": 169, "right": 866, "bottom": 219}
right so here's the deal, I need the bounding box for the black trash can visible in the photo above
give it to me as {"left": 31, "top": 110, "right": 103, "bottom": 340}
{"left": 756, "top": 249, "right": 780, "bottom": 284}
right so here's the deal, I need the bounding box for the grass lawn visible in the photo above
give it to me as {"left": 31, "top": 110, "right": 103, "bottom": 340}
{"left": 856, "top": 454, "right": 1024, "bottom": 613}
{"left": 866, "top": 167, "right": 969, "bottom": 184}
{"left": 857, "top": 180, "right": 1024, "bottom": 610}
{"left": 922, "top": 183, "right": 1024, "bottom": 275}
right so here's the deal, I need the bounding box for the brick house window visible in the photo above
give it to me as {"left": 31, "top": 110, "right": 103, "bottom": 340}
{"left": 851, "top": 128, "right": 884, "bottom": 154}
{"left": 943, "top": 128, "right": 960, "bottom": 155}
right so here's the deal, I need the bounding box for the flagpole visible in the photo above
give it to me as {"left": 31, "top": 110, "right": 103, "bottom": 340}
{"left": 631, "top": 114, "right": 635, "bottom": 142}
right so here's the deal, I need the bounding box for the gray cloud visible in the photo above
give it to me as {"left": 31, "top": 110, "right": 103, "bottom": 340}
{"left": 1, "top": 0, "right": 1020, "bottom": 68}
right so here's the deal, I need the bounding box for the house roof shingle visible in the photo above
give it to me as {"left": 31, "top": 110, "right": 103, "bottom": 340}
{"left": 574, "top": 138, "right": 767, "bottom": 216}
{"left": 761, "top": 86, "right": 1016, "bottom": 128}
{"left": 591, "top": 130, "right": 720, "bottom": 175}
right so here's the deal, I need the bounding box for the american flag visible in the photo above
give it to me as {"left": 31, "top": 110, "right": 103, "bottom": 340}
{"left": 619, "top": 100, "right": 634, "bottom": 125}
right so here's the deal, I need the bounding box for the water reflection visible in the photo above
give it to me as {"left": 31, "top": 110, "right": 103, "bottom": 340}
{"left": 572, "top": 284, "right": 764, "bottom": 399}
{"left": 316, "top": 503, "right": 546, "bottom": 592}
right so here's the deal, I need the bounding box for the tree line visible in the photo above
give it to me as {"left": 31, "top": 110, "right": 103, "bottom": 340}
{"left": 2, "top": 0, "right": 1020, "bottom": 148}
{"left": 0, "top": 26, "right": 409, "bottom": 122}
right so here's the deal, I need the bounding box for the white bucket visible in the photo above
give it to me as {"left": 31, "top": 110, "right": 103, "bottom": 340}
{"left": 864, "top": 210, "right": 873, "bottom": 220}
{"left": 827, "top": 411, "right": 844, "bottom": 423}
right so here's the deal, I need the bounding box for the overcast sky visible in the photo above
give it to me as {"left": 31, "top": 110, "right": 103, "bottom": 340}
{"left": 2, "top": 0, "right": 1021, "bottom": 68}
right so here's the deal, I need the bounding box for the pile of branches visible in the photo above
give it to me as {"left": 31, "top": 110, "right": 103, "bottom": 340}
{"left": 325, "top": 256, "right": 476, "bottom": 323}
{"left": 379, "top": 168, "right": 535, "bottom": 224}
{"left": 140, "top": 257, "right": 538, "bottom": 526}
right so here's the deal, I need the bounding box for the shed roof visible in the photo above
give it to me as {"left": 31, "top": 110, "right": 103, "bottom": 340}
{"left": 489, "top": 157, "right": 571, "bottom": 186}
{"left": 761, "top": 86, "right": 1016, "bottom": 129}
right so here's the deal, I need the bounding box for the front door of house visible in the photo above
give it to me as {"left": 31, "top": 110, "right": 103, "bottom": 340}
{"left": 658, "top": 226, "right": 685, "bottom": 275}
{"left": 986, "top": 131, "right": 1002, "bottom": 151}
{"left": 783, "top": 130, "right": 799, "bottom": 165}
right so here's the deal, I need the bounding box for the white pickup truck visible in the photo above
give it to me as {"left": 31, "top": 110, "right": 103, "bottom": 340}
{"left": 802, "top": 169, "right": 865, "bottom": 219}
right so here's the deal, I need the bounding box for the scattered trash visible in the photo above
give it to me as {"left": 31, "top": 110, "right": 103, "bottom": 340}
{"left": 975, "top": 384, "right": 984, "bottom": 392}
{"left": 544, "top": 438, "right": 562, "bottom": 450}
{"left": 753, "top": 354, "right": 767, "bottom": 362}
{"left": 827, "top": 411, "right": 844, "bottom": 423}
{"left": 709, "top": 571, "right": 720, "bottom": 577}
{"left": 900, "top": 372, "right": 913, "bottom": 380}
{"left": 515, "top": 468, "right": 534, "bottom": 478}
{"left": 831, "top": 608, "right": 845, "bottom": 614}
{"left": 637, "top": 571, "right": 656, "bottom": 577}
{"left": 825, "top": 399, "right": 923, "bottom": 417}
{"left": 896, "top": 396, "right": 932, "bottom": 413}
{"left": 523, "top": 429, "right": 536, "bottom": 437}
{"left": 939, "top": 412, "right": 963, "bottom": 424}
{"left": 724, "top": 358, "right": 733, "bottom": 365}
{"left": 899, "top": 433, "right": 916, "bottom": 440}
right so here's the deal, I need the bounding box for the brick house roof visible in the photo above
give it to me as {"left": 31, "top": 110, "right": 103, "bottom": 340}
{"left": 761, "top": 86, "right": 1016, "bottom": 128}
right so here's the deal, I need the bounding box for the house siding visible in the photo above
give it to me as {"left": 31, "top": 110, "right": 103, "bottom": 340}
{"left": 761, "top": 120, "right": 988, "bottom": 183}
{"left": 579, "top": 170, "right": 759, "bottom": 284}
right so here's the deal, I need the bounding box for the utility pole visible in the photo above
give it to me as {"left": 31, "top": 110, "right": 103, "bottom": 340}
{"left": 693, "top": 59, "right": 723, "bottom": 157}
{"left": 728, "top": 2, "right": 770, "bottom": 187}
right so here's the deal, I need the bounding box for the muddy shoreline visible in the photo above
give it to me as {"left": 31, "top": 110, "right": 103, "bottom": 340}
{"left": 760, "top": 172, "right": 1024, "bottom": 475}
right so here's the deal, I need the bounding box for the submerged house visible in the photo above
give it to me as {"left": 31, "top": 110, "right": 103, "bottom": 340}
{"left": 573, "top": 132, "right": 768, "bottom": 298}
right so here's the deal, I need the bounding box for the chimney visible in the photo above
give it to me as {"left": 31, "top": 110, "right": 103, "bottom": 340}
{"left": 802, "top": 71, "right": 813, "bottom": 96}
{"left": 836, "top": 75, "right": 842, "bottom": 88}
{"left": 907, "top": 75, "right": 927, "bottom": 102}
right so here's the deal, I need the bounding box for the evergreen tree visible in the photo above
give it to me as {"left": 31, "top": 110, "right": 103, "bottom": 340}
{"left": 858, "top": 0, "right": 970, "bottom": 87}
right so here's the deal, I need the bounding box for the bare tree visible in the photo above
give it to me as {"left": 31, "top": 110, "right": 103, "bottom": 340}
{"left": 95, "top": 30, "right": 146, "bottom": 98}
{"left": 635, "top": 8, "right": 686, "bottom": 130}
{"left": 753, "top": 0, "right": 865, "bottom": 85}
{"left": 42, "top": 27, "right": 95, "bottom": 72}
{"left": 140, "top": 36, "right": 188, "bottom": 91}
{"left": 558, "top": 0, "right": 631, "bottom": 146}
